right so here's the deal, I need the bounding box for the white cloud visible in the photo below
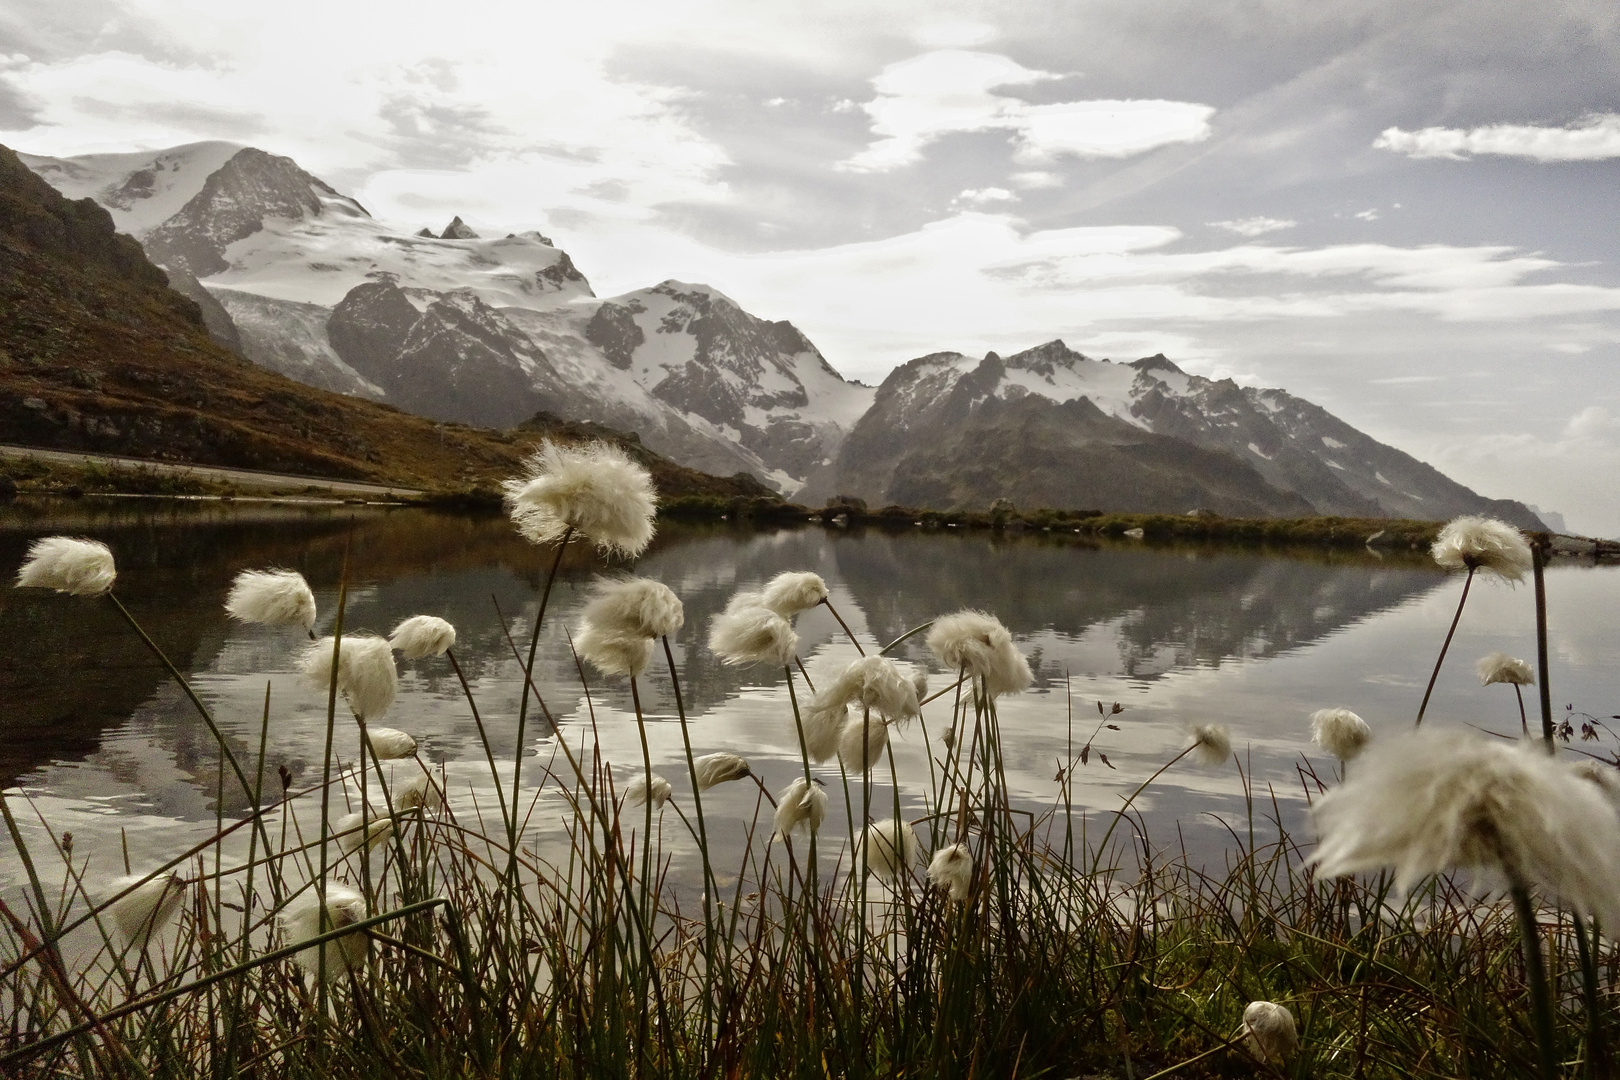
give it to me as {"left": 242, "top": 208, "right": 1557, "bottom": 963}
{"left": 840, "top": 50, "right": 1212, "bottom": 172}
{"left": 1374, "top": 113, "right": 1620, "bottom": 162}
{"left": 1209, "top": 217, "right": 1296, "bottom": 237}
{"left": 1010, "top": 170, "right": 1062, "bottom": 189}
{"left": 953, "top": 186, "right": 1017, "bottom": 206}
{"left": 1354, "top": 208, "right": 1379, "bottom": 221}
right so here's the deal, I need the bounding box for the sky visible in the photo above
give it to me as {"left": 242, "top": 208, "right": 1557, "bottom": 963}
{"left": 2, "top": 0, "right": 1619, "bottom": 533}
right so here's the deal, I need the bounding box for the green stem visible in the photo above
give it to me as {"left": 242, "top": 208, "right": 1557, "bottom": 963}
{"left": 1533, "top": 543, "right": 1556, "bottom": 747}
{"left": 1510, "top": 882, "right": 1560, "bottom": 1080}
{"left": 1416, "top": 565, "right": 1474, "bottom": 726}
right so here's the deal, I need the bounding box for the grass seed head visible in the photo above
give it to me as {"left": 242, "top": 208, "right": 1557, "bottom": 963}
{"left": 282, "top": 882, "right": 368, "bottom": 980}
{"left": 1310, "top": 708, "right": 1371, "bottom": 762}
{"left": 627, "top": 772, "right": 673, "bottom": 808}
{"left": 365, "top": 726, "right": 417, "bottom": 760}
{"left": 1431, "top": 516, "right": 1533, "bottom": 582}
{"left": 1476, "top": 651, "right": 1534, "bottom": 686}
{"left": 501, "top": 439, "right": 657, "bottom": 557}
{"left": 772, "top": 777, "right": 827, "bottom": 839}
{"left": 925, "top": 609, "right": 1032, "bottom": 697}
{"left": 927, "top": 843, "right": 972, "bottom": 902}
{"left": 301, "top": 634, "right": 399, "bottom": 721}
{"left": 389, "top": 614, "right": 456, "bottom": 659}
{"left": 837, "top": 709, "right": 890, "bottom": 773}
{"left": 108, "top": 872, "right": 186, "bottom": 945}
{"left": 759, "top": 571, "right": 828, "bottom": 618}
{"left": 1187, "top": 724, "right": 1232, "bottom": 767}
{"left": 708, "top": 603, "right": 798, "bottom": 666}
{"left": 226, "top": 569, "right": 316, "bottom": 631}
{"left": 858, "top": 818, "right": 920, "bottom": 880}
{"left": 1242, "top": 1000, "right": 1298, "bottom": 1064}
{"left": 15, "top": 536, "right": 116, "bottom": 596}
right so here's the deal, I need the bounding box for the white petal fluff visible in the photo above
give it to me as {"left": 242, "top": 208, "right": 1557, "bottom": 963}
{"left": 1476, "top": 652, "right": 1534, "bottom": 686}
{"left": 108, "top": 873, "right": 186, "bottom": 944}
{"left": 759, "top": 571, "right": 828, "bottom": 618}
{"left": 772, "top": 777, "right": 827, "bottom": 839}
{"left": 837, "top": 711, "right": 890, "bottom": 773}
{"left": 335, "top": 809, "right": 394, "bottom": 855}
{"left": 15, "top": 537, "right": 116, "bottom": 596}
{"left": 1310, "top": 709, "right": 1371, "bottom": 762}
{"left": 389, "top": 615, "right": 456, "bottom": 660}
{"left": 925, "top": 610, "right": 1032, "bottom": 697}
{"left": 1187, "top": 724, "right": 1232, "bottom": 767}
{"left": 581, "top": 577, "right": 684, "bottom": 638}
{"left": 708, "top": 604, "right": 798, "bottom": 666}
{"left": 501, "top": 440, "right": 657, "bottom": 558}
{"left": 364, "top": 726, "right": 417, "bottom": 760}
{"left": 627, "top": 772, "right": 673, "bottom": 808}
{"left": 693, "top": 752, "right": 752, "bottom": 791}
{"left": 281, "top": 882, "right": 368, "bottom": 980}
{"left": 927, "top": 843, "right": 973, "bottom": 902}
{"left": 1242, "top": 1001, "right": 1298, "bottom": 1065}
{"left": 574, "top": 621, "right": 655, "bottom": 677}
{"left": 857, "top": 818, "right": 920, "bottom": 880}
{"left": 1311, "top": 729, "right": 1620, "bottom": 926}
{"left": 1431, "top": 516, "right": 1533, "bottom": 582}
{"left": 301, "top": 635, "right": 399, "bottom": 721}
{"left": 397, "top": 772, "right": 445, "bottom": 813}
{"left": 803, "top": 656, "right": 921, "bottom": 764}
{"left": 225, "top": 569, "right": 316, "bottom": 631}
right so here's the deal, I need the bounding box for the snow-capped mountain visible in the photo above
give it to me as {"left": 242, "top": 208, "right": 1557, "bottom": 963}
{"left": 20, "top": 142, "right": 872, "bottom": 493}
{"left": 801, "top": 341, "right": 1544, "bottom": 527}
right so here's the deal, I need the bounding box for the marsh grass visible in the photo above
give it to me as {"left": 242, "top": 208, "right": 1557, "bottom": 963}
{"left": 2, "top": 544, "right": 1615, "bottom": 1079}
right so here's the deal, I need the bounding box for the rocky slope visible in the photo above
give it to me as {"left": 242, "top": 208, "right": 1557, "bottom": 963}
{"left": 803, "top": 341, "right": 1544, "bottom": 528}
{"left": 21, "top": 142, "right": 873, "bottom": 494}
{"left": 0, "top": 142, "right": 774, "bottom": 502}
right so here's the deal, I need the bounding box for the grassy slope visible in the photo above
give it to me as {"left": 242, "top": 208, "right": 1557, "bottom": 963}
{"left": 0, "top": 144, "right": 770, "bottom": 503}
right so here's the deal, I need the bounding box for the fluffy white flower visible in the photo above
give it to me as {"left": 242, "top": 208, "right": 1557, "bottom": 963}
{"left": 692, "top": 752, "right": 751, "bottom": 791}
{"left": 281, "top": 882, "right": 368, "bottom": 980}
{"left": 708, "top": 604, "right": 798, "bottom": 666}
{"left": 925, "top": 610, "right": 1032, "bottom": 697}
{"left": 804, "top": 656, "right": 920, "bottom": 764}
{"left": 300, "top": 635, "right": 398, "bottom": 721}
{"left": 364, "top": 726, "right": 417, "bottom": 760}
{"left": 108, "top": 872, "right": 186, "bottom": 944}
{"left": 335, "top": 809, "right": 393, "bottom": 855}
{"left": 1187, "top": 724, "right": 1232, "bottom": 767}
{"left": 389, "top": 615, "right": 456, "bottom": 660}
{"left": 759, "top": 571, "right": 828, "bottom": 618}
{"left": 502, "top": 440, "right": 657, "bottom": 557}
{"left": 911, "top": 668, "right": 928, "bottom": 702}
{"left": 225, "top": 569, "right": 316, "bottom": 631}
{"left": 772, "top": 777, "right": 828, "bottom": 839}
{"left": 856, "top": 818, "right": 920, "bottom": 880}
{"left": 575, "top": 621, "right": 655, "bottom": 677}
{"left": 397, "top": 772, "right": 445, "bottom": 813}
{"left": 1431, "top": 516, "right": 1533, "bottom": 582}
{"left": 15, "top": 537, "right": 116, "bottom": 596}
{"left": 838, "top": 710, "right": 891, "bottom": 773}
{"left": 927, "top": 843, "right": 973, "bottom": 902}
{"left": 1311, "top": 729, "right": 1620, "bottom": 926}
{"left": 582, "top": 578, "right": 684, "bottom": 639}
{"left": 626, "top": 772, "right": 673, "bottom": 808}
{"left": 1242, "top": 1000, "right": 1298, "bottom": 1065}
{"left": 1476, "top": 652, "right": 1534, "bottom": 687}
{"left": 1310, "top": 709, "right": 1371, "bottom": 762}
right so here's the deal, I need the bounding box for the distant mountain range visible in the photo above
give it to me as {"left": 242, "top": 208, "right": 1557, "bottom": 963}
{"left": 21, "top": 141, "right": 1543, "bottom": 528}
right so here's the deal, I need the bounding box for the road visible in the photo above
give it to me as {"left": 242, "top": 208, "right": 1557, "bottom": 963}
{"left": 0, "top": 444, "right": 425, "bottom": 499}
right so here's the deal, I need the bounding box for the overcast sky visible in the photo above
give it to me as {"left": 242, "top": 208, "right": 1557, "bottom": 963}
{"left": 3, "top": 0, "right": 1619, "bottom": 532}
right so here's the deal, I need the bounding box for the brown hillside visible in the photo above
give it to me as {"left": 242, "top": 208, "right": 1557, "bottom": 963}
{"left": 0, "top": 143, "right": 769, "bottom": 501}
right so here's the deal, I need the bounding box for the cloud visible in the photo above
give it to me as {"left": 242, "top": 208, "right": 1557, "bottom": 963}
{"left": 840, "top": 50, "right": 1212, "bottom": 172}
{"left": 1374, "top": 113, "right": 1620, "bottom": 162}
{"left": 953, "top": 186, "right": 1017, "bottom": 207}
{"left": 1209, "top": 217, "right": 1296, "bottom": 237}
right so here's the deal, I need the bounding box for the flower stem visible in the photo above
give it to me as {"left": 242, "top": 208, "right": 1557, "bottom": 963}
{"left": 1509, "top": 881, "right": 1560, "bottom": 1080}
{"left": 1416, "top": 565, "right": 1474, "bottom": 726}
{"left": 1533, "top": 541, "right": 1556, "bottom": 748}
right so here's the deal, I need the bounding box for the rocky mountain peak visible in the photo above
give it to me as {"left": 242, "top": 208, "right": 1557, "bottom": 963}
{"left": 440, "top": 216, "right": 479, "bottom": 239}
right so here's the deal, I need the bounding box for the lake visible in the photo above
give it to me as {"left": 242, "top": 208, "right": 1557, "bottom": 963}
{"left": 2, "top": 499, "right": 1617, "bottom": 893}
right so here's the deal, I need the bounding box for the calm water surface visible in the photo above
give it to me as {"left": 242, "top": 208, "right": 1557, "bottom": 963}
{"left": 3, "top": 500, "right": 1617, "bottom": 891}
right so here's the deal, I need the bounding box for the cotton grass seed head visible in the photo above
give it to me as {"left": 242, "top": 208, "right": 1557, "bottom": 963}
{"left": 926, "top": 609, "right": 1032, "bottom": 697}
{"left": 397, "top": 772, "right": 445, "bottom": 813}
{"left": 335, "top": 809, "right": 393, "bottom": 855}
{"left": 627, "top": 772, "right": 673, "bottom": 808}
{"left": 15, "top": 536, "right": 116, "bottom": 596}
{"left": 582, "top": 577, "right": 684, "bottom": 639}
{"left": 927, "top": 843, "right": 973, "bottom": 902}
{"left": 389, "top": 615, "right": 456, "bottom": 659}
{"left": 301, "top": 634, "right": 398, "bottom": 721}
{"left": 1310, "top": 709, "right": 1371, "bottom": 762}
{"left": 364, "top": 726, "right": 417, "bottom": 760}
{"left": 1242, "top": 1001, "right": 1298, "bottom": 1065}
{"left": 1476, "top": 651, "right": 1534, "bottom": 687}
{"left": 772, "top": 777, "right": 827, "bottom": 839}
{"left": 225, "top": 569, "right": 316, "bottom": 631}
{"left": 502, "top": 440, "right": 657, "bottom": 557}
{"left": 1431, "top": 516, "right": 1533, "bottom": 582}
{"left": 759, "top": 571, "right": 828, "bottom": 618}
{"left": 693, "top": 752, "right": 751, "bottom": 791}
{"left": 838, "top": 710, "right": 890, "bottom": 773}
{"left": 857, "top": 818, "right": 920, "bottom": 880}
{"left": 108, "top": 872, "right": 186, "bottom": 944}
{"left": 282, "top": 882, "right": 368, "bottom": 980}
{"left": 575, "top": 621, "right": 656, "bottom": 677}
{"left": 708, "top": 604, "right": 798, "bottom": 666}
{"left": 1187, "top": 724, "right": 1232, "bottom": 767}
{"left": 1311, "top": 728, "right": 1620, "bottom": 927}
